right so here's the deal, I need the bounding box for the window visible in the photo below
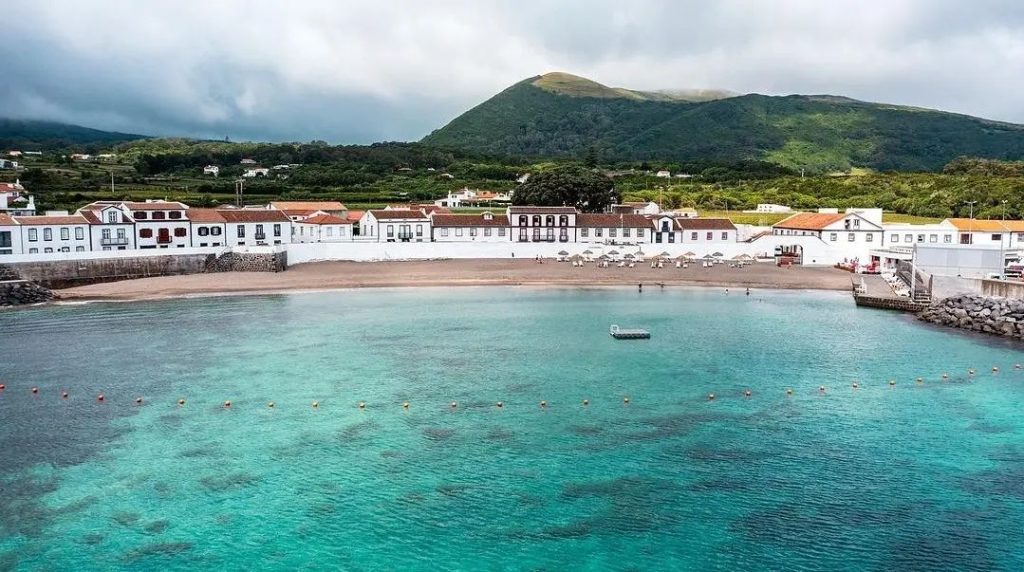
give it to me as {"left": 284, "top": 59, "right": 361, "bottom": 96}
{"left": 29, "top": 248, "right": 38, "bottom": 254}
{"left": 866, "top": 233, "right": 873, "bottom": 242}
{"left": 44, "top": 228, "right": 52, "bottom": 241}
{"left": 106, "top": 211, "right": 118, "bottom": 223}
{"left": 637, "top": 228, "right": 644, "bottom": 238}
{"left": 992, "top": 234, "right": 1002, "bottom": 241}
{"left": 440, "top": 228, "right": 449, "bottom": 237}
{"left": 198, "top": 227, "right": 210, "bottom": 236}
{"left": 609, "top": 228, "right": 617, "bottom": 238}
{"left": 211, "top": 227, "right": 221, "bottom": 236}
{"left": 140, "top": 228, "right": 153, "bottom": 238}
{"left": 545, "top": 215, "right": 554, "bottom": 227}
{"left": 546, "top": 228, "right": 554, "bottom": 241}
{"left": 498, "top": 228, "right": 505, "bottom": 237}
{"left": 135, "top": 212, "right": 147, "bottom": 220}
{"left": 581, "top": 228, "right": 589, "bottom": 237}
{"left": 28, "top": 228, "right": 38, "bottom": 241}
{"left": 76, "top": 246, "right": 85, "bottom": 252}
{"left": 484, "top": 228, "right": 492, "bottom": 237}
{"left": 273, "top": 224, "right": 281, "bottom": 237}
{"left": 60, "top": 246, "right": 70, "bottom": 253}
{"left": 455, "top": 228, "right": 463, "bottom": 237}
{"left": 623, "top": 228, "right": 631, "bottom": 237}
{"left": 559, "top": 215, "right": 568, "bottom": 227}
{"left": 152, "top": 212, "right": 165, "bottom": 220}
{"left": 169, "top": 211, "right": 181, "bottom": 219}
{"left": 890, "top": 234, "right": 898, "bottom": 243}
{"left": 60, "top": 227, "right": 69, "bottom": 240}
{"left": 595, "top": 228, "right": 603, "bottom": 237}
{"left": 326, "top": 227, "right": 333, "bottom": 237}
{"left": 470, "top": 227, "right": 479, "bottom": 237}
{"left": 0, "top": 231, "right": 10, "bottom": 249}
{"left": 691, "top": 232, "right": 697, "bottom": 240}
{"left": 416, "top": 225, "right": 423, "bottom": 237}
{"left": 386, "top": 225, "right": 394, "bottom": 237}
{"left": 722, "top": 232, "right": 729, "bottom": 240}
{"left": 238, "top": 225, "right": 246, "bottom": 238}
{"left": 917, "top": 234, "right": 925, "bottom": 243}
{"left": 102, "top": 229, "right": 111, "bottom": 239}
{"left": 44, "top": 247, "right": 53, "bottom": 253}
{"left": 532, "top": 215, "right": 541, "bottom": 227}
{"left": 706, "top": 232, "right": 713, "bottom": 241}
{"left": 255, "top": 224, "right": 264, "bottom": 238}
{"left": 848, "top": 233, "right": 855, "bottom": 242}
{"left": 853, "top": 219, "right": 860, "bottom": 228}
{"left": 661, "top": 221, "right": 671, "bottom": 233}
{"left": 174, "top": 228, "right": 187, "bottom": 237}
{"left": 519, "top": 215, "right": 527, "bottom": 227}
{"left": 904, "top": 234, "right": 912, "bottom": 242}
{"left": 117, "top": 229, "right": 125, "bottom": 239}
{"left": 75, "top": 227, "right": 84, "bottom": 240}
{"left": 830, "top": 232, "right": 838, "bottom": 242}
{"left": 339, "top": 227, "right": 346, "bottom": 237}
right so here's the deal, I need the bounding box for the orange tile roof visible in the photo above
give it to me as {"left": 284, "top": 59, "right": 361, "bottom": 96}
{"left": 301, "top": 213, "right": 352, "bottom": 225}
{"left": 122, "top": 201, "right": 188, "bottom": 211}
{"left": 188, "top": 209, "right": 227, "bottom": 223}
{"left": 14, "top": 214, "right": 90, "bottom": 225}
{"left": 346, "top": 210, "right": 365, "bottom": 223}
{"left": 431, "top": 213, "right": 510, "bottom": 227}
{"left": 270, "top": 201, "right": 347, "bottom": 211}
{"left": 369, "top": 209, "right": 430, "bottom": 220}
{"left": 0, "top": 213, "right": 15, "bottom": 225}
{"left": 774, "top": 212, "right": 846, "bottom": 231}
{"left": 576, "top": 213, "right": 651, "bottom": 228}
{"left": 946, "top": 218, "right": 1014, "bottom": 232}
{"left": 218, "top": 210, "right": 291, "bottom": 223}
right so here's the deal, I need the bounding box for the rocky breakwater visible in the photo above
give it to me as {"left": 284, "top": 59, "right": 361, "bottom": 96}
{"left": 918, "top": 295, "right": 1024, "bottom": 340}
{"left": 0, "top": 280, "right": 58, "bottom": 307}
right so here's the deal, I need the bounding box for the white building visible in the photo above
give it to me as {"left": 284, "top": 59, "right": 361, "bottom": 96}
{"left": 203, "top": 165, "right": 220, "bottom": 176}
{"left": 14, "top": 213, "right": 91, "bottom": 254}
{"left": 78, "top": 202, "right": 136, "bottom": 251}
{"left": 941, "top": 218, "right": 1024, "bottom": 250}
{"left": 359, "top": 209, "right": 431, "bottom": 242}
{"left": 753, "top": 203, "right": 792, "bottom": 213}
{"left": 0, "top": 214, "right": 21, "bottom": 256}
{"left": 576, "top": 213, "right": 650, "bottom": 244}
{"left": 219, "top": 210, "right": 291, "bottom": 246}
{"left": 293, "top": 213, "right": 354, "bottom": 243}
{"left": 0, "top": 159, "right": 18, "bottom": 170}
{"left": 430, "top": 212, "right": 510, "bottom": 242}
{"left": 434, "top": 188, "right": 512, "bottom": 208}
{"left": 508, "top": 206, "right": 576, "bottom": 243}
{"left": 655, "top": 170, "right": 671, "bottom": 178}
{"left": 269, "top": 201, "right": 348, "bottom": 220}
{"left": 188, "top": 209, "right": 228, "bottom": 247}
{"left": 123, "top": 201, "right": 191, "bottom": 249}
{"left": 240, "top": 158, "right": 257, "bottom": 165}
{"left": 610, "top": 202, "right": 661, "bottom": 215}
{"left": 243, "top": 168, "right": 270, "bottom": 178}
{"left": 882, "top": 222, "right": 957, "bottom": 248}
{"left": 0, "top": 182, "right": 35, "bottom": 215}
{"left": 676, "top": 218, "right": 738, "bottom": 244}
{"left": 773, "top": 211, "right": 883, "bottom": 246}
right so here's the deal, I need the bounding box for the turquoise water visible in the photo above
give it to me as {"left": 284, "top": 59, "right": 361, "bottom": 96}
{"left": 1, "top": 287, "right": 1023, "bottom": 571}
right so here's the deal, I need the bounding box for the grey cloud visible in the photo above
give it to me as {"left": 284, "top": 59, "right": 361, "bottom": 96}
{"left": 2, "top": 0, "right": 1022, "bottom": 143}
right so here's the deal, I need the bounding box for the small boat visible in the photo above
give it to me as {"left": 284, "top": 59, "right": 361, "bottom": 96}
{"left": 610, "top": 325, "right": 650, "bottom": 339}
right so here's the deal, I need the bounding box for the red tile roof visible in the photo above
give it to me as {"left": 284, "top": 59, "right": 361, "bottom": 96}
{"left": 508, "top": 206, "right": 577, "bottom": 214}
{"left": 430, "top": 213, "right": 510, "bottom": 227}
{"left": 122, "top": 201, "right": 188, "bottom": 211}
{"left": 270, "top": 201, "right": 347, "bottom": 211}
{"left": 301, "top": 213, "right": 352, "bottom": 225}
{"left": 369, "top": 209, "right": 430, "bottom": 220}
{"left": 577, "top": 213, "right": 651, "bottom": 228}
{"left": 675, "top": 218, "right": 737, "bottom": 231}
{"left": 14, "top": 214, "right": 90, "bottom": 225}
{"left": 218, "top": 210, "right": 291, "bottom": 223}
{"left": 280, "top": 208, "right": 318, "bottom": 217}
{"left": 346, "top": 210, "right": 365, "bottom": 223}
{"left": 188, "top": 209, "right": 227, "bottom": 223}
{"left": 774, "top": 212, "right": 846, "bottom": 231}
{"left": 0, "top": 213, "right": 15, "bottom": 225}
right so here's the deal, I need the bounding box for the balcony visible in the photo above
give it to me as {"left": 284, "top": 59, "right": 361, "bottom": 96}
{"left": 254, "top": 233, "right": 267, "bottom": 241}
{"left": 101, "top": 237, "right": 129, "bottom": 246}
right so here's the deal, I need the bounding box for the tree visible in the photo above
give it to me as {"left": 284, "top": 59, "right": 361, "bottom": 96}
{"left": 512, "top": 166, "right": 617, "bottom": 212}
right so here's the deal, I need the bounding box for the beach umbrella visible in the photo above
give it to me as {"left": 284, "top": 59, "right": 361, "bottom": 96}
{"left": 712, "top": 251, "right": 724, "bottom": 258}
{"left": 598, "top": 254, "right": 609, "bottom": 260}
{"left": 732, "top": 254, "right": 745, "bottom": 260}
{"left": 582, "top": 249, "right": 594, "bottom": 255}
{"left": 658, "top": 251, "right": 671, "bottom": 259}
{"left": 558, "top": 250, "right": 569, "bottom": 256}
{"left": 608, "top": 250, "right": 621, "bottom": 261}
{"left": 702, "top": 254, "right": 715, "bottom": 260}
{"left": 684, "top": 251, "right": 697, "bottom": 259}
{"left": 623, "top": 253, "right": 635, "bottom": 259}
{"left": 737, "top": 253, "right": 753, "bottom": 260}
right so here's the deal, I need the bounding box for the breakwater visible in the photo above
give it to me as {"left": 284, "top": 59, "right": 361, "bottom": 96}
{"left": 918, "top": 294, "right": 1024, "bottom": 340}
{"left": 0, "top": 280, "right": 56, "bottom": 306}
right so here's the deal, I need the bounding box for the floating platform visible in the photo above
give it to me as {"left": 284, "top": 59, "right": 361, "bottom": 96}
{"left": 610, "top": 325, "right": 650, "bottom": 339}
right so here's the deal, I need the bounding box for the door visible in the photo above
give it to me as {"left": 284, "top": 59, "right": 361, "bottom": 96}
{"left": 158, "top": 228, "right": 170, "bottom": 244}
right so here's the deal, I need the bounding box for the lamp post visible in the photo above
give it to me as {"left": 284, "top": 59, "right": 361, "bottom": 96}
{"left": 999, "top": 200, "right": 1008, "bottom": 279}
{"left": 965, "top": 200, "right": 977, "bottom": 245}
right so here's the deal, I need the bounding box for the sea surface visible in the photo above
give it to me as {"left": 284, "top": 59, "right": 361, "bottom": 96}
{"left": 1, "top": 287, "right": 1023, "bottom": 571}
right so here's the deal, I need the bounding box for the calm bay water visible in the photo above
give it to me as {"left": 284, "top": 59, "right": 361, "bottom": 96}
{"left": 1, "top": 287, "right": 1023, "bottom": 571}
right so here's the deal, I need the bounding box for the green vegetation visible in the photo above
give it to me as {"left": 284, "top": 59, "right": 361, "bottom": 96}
{"left": 512, "top": 166, "right": 617, "bottom": 212}
{"left": 422, "top": 73, "right": 1024, "bottom": 173}
{"left": 0, "top": 119, "right": 146, "bottom": 151}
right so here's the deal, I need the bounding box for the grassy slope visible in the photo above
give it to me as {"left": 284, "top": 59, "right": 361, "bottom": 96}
{"left": 0, "top": 119, "right": 147, "bottom": 150}
{"left": 423, "top": 75, "right": 1024, "bottom": 173}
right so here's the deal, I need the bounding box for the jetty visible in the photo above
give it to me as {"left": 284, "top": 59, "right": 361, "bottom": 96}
{"left": 610, "top": 324, "right": 650, "bottom": 339}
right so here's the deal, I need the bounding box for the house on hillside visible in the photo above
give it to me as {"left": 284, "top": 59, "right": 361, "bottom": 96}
{"left": 243, "top": 168, "right": 269, "bottom": 178}
{"left": 203, "top": 165, "right": 220, "bottom": 176}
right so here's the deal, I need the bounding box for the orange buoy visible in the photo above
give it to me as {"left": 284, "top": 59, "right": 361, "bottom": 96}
{"left": 496, "top": 401, "right": 503, "bottom": 408}
{"left": 358, "top": 401, "right": 366, "bottom": 409}
{"left": 178, "top": 399, "right": 186, "bottom": 406}
{"left": 540, "top": 400, "right": 547, "bottom": 408}
{"left": 312, "top": 401, "right": 319, "bottom": 408}
{"left": 582, "top": 399, "right": 589, "bottom": 406}
{"left": 707, "top": 393, "right": 715, "bottom": 400}
{"left": 135, "top": 397, "right": 144, "bottom": 405}
{"left": 223, "top": 400, "right": 231, "bottom": 408}
{"left": 402, "top": 402, "right": 409, "bottom": 409}
{"left": 61, "top": 391, "right": 69, "bottom": 399}
{"left": 744, "top": 390, "right": 752, "bottom": 397}
{"left": 97, "top": 394, "right": 105, "bottom": 402}
{"left": 31, "top": 387, "right": 38, "bottom": 394}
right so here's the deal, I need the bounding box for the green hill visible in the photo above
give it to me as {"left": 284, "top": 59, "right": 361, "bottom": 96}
{"left": 0, "top": 119, "right": 147, "bottom": 151}
{"left": 422, "top": 73, "right": 1024, "bottom": 172}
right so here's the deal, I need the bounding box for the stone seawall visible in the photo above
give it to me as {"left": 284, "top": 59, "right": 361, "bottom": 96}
{"left": 918, "top": 295, "right": 1024, "bottom": 341}
{"left": 1, "top": 250, "right": 287, "bottom": 289}
{"left": 0, "top": 280, "right": 57, "bottom": 307}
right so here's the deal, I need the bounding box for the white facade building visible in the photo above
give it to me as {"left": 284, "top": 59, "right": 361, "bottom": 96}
{"left": 203, "top": 165, "right": 220, "bottom": 176}
{"left": 359, "top": 209, "right": 431, "bottom": 242}
{"left": 188, "top": 209, "right": 228, "bottom": 248}
{"left": 293, "top": 213, "right": 354, "bottom": 243}
{"left": 508, "top": 206, "right": 576, "bottom": 243}
{"left": 676, "top": 218, "right": 738, "bottom": 245}
{"left": 430, "top": 212, "right": 510, "bottom": 242}
{"left": 78, "top": 203, "right": 136, "bottom": 251}
{"left": 124, "top": 201, "right": 191, "bottom": 249}
{"left": 14, "top": 213, "right": 91, "bottom": 254}
{"left": 753, "top": 203, "right": 792, "bottom": 213}
{"left": 0, "top": 214, "right": 21, "bottom": 255}
{"left": 219, "top": 210, "right": 291, "bottom": 246}
{"left": 576, "top": 213, "right": 650, "bottom": 244}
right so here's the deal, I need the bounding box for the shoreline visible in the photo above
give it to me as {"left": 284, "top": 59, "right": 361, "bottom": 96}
{"left": 50, "top": 259, "right": 856, "bottom": 304}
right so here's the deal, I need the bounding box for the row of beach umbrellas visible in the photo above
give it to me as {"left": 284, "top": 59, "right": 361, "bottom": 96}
{"left": 557, "top": 249, "right": 754, "bottom": 262}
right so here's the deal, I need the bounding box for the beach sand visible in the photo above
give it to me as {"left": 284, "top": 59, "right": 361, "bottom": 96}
{"left": 55, "top": 259, "right": 856, "bottom": 302}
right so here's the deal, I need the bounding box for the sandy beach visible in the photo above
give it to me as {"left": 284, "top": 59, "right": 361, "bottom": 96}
{"left": 55, "top": 259, "right": 856, "bottom": 302}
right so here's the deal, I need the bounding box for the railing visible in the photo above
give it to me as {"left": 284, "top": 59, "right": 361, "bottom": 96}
{"left": 101, "top": 237, "right": 129, "bottom": 246}
{"left": 254, "top": 233, "right": 266, "bottom": 241}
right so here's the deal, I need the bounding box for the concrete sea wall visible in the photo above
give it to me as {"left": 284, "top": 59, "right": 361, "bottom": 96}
{"left": 918, "top": 295, "right": 1024, "bottom": 341}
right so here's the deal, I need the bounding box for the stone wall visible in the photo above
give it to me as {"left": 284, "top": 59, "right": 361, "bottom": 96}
{"left": 203, "top": 250, "right": 287, "bottom": 273}
{"left": 918, "top": 295, "right": 1024, "bottom": 341}
{"left": 0, "top": 280, "right": 57, "bottom": 307}
{"left": 3, "top": 255, "right": 213, "bottom": 289}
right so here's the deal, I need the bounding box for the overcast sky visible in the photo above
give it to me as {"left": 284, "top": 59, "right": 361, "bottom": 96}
{"left": 3, "top": 0, "right": 1023, "bottom": 143}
